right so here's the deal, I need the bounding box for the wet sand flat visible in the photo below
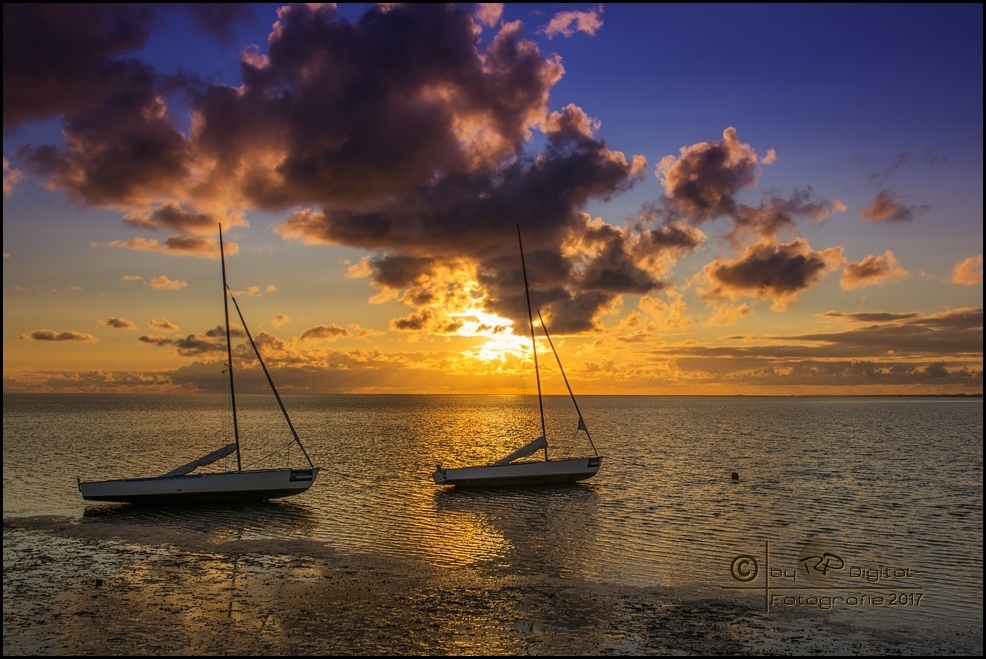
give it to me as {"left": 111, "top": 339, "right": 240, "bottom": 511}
{"left": 3, "top": 517, "right": 981, "bottom": 656}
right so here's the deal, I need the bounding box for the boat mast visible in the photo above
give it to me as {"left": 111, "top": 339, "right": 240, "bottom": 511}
{"left": 517, "top": 225, "right": 548, "bottom": 461}
{"left": 219, "top": 226, "right": 243, "bottom": 472}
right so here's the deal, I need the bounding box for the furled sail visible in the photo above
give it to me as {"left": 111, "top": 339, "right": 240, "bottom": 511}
{"left": 162, "top": 443, "right": 237, "bottom": 477}
{"left": 494, "top": 435, "right": 548, "bottom": 465}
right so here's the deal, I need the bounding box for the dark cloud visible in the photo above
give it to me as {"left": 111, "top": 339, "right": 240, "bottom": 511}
{"left": 369, "top": 255, "right": 438, "bottom": 290}
{"left": 391, "top": 309, "right": 465, "bottom": 335}
{"left": 20, "top": 329, "right": 97, "bottom": 342}
{"left": 632, "top": 220, "right": 704, "bottom": 253}
{"left": 860, "top": 190, "right": 930, "bottom": 222}
{"left": 173, "top": 333, "right": 225, "bottom": 357}
{"left": 98, "top": 317, "right": 137, "bottom": 330}
{"left": 204, "top": 324, "right": 245, "bottom": 339}
{"left": 729, "top": 187, "right": 838, "bottom": 243}
{"left": 123, "top": 204, "right": 224, "bottom": 234}
{"left": 783, "top": 307, "right": 982, "bottom": 357}
{"left": 699, "top": 238, "right": 844, "bottom": 310}
{"left": 138, "top": 334, "right": 171, "bottom": 346}
{"left": 146, "top": 324, "right": 246, "bottom": 357}
{"left": 666, "top": 356, "right": 982, "bottom": 389}
{"left": 532, "top": 289, "right": 614, "bottom": 334}
{"left": 821, "top": 311, "right": 919, "bottom": 322}
{"left": 3, "top": 4, "right": 158, "bottom": 129}
{"left": 3, "top": 4, "right": 255, "bottom": 130}
{"left": 17, "top": 65, "right": 190, "bottom": 207}
{"left": 630, "top": 307, "right": 983, "bottom": 389}
{"left": 579, "top": 243, "right": 658, "bottom": 294}
{"left": 101, "top": 235, "right": 232, "bottom": 259}
{"left": 195, "top": 4, "right": 567, "bottom": 211}
{"left": 299, "top": 324, "right": 350, "bottom": 342}
{"left": 657, "top": 127, "right": 759, "bottom": 222}
{"left": 275, "top": 116, "right": 642, "bottom": 259}
{"left": 654, "top": 128, "right": 843, "bottom": 246}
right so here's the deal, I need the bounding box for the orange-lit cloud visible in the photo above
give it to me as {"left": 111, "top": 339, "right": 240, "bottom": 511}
{"left": 841, "top": 250, "right": 909, "bottom": 290}
{"left": 98, "top": 317, "right": 137, "bottom": 330}
{"left": 7, "top": 304, "right": 980, "bottom": 395}
{"left": 144, "top": 306, "right": 986, "bottom": 393}
{"left": 474, "top": 3, "right": 503, "bottom": 28}
{"left": 3, "top": 157, "right": 24, "bottom": 196}
{"left": 270, "top": 314, "right": 290, "bottom": 328}
{"left": 231, "top": 285, "right": 262, "bottom": 297}
{"left": 541, "top": 5, "right": 603, "bottom": 39}
{"left": 951, "top": 255, "right": 983, "bottom": 286}
{"left": 19, "top": 329, "right": 97, "bottom": 342}
{"left": 149, "top": 275, "right": 187, "bottom": 290}
{"left": 698, "top": 238, "right": 845, "bottom": 311}
{"left": 860, "top": 190, "right": 930, "bottom": 222}
{"left": 637, "top": 290, "right": 697, "bottom": 331}
{"left": 148, "top": 319, "right": 180, "bottom": 332}
{"left": 704, "top": 302, "right": 753, "bottom": 327}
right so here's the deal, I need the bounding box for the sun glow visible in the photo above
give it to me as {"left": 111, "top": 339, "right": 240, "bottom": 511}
{"left": 454, "top": 308, "right": 530, "bottom": 362}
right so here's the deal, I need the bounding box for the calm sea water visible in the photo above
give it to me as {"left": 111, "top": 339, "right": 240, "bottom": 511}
{"left": 3, "top": 393, "right": 982, "bottom": 632}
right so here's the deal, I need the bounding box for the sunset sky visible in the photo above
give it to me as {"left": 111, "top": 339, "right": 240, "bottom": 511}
{"left": 3, "top": 3, "right": 983, "bottom": 395}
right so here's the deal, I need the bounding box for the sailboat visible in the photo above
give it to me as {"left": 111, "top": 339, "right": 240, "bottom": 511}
{"left": 78, "top": 227, "right": 320, "bottom": 504}
{"left": 432, "top": 226, "right": 603, "bottom": 487}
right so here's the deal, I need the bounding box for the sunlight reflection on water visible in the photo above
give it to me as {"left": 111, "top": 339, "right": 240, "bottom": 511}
{"left": 3, "top": 393, "right": 982, "bottom": 629}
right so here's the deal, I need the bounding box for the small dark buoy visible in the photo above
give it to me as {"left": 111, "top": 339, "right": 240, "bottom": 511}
{"left": 731, "top": 472, "right": 739, "bottom": 481}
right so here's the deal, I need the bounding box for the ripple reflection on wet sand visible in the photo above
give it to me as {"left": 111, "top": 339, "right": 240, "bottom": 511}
{"left": 4, "top": 518, "right": 981, "bottom": 656}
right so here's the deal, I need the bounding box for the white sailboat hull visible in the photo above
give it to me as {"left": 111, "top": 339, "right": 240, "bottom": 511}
{"left": 79, "top": 468, "right": 319, "bottom": 504}
{"left": 432, "top": 457, "right": 601, "bottom": 487}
